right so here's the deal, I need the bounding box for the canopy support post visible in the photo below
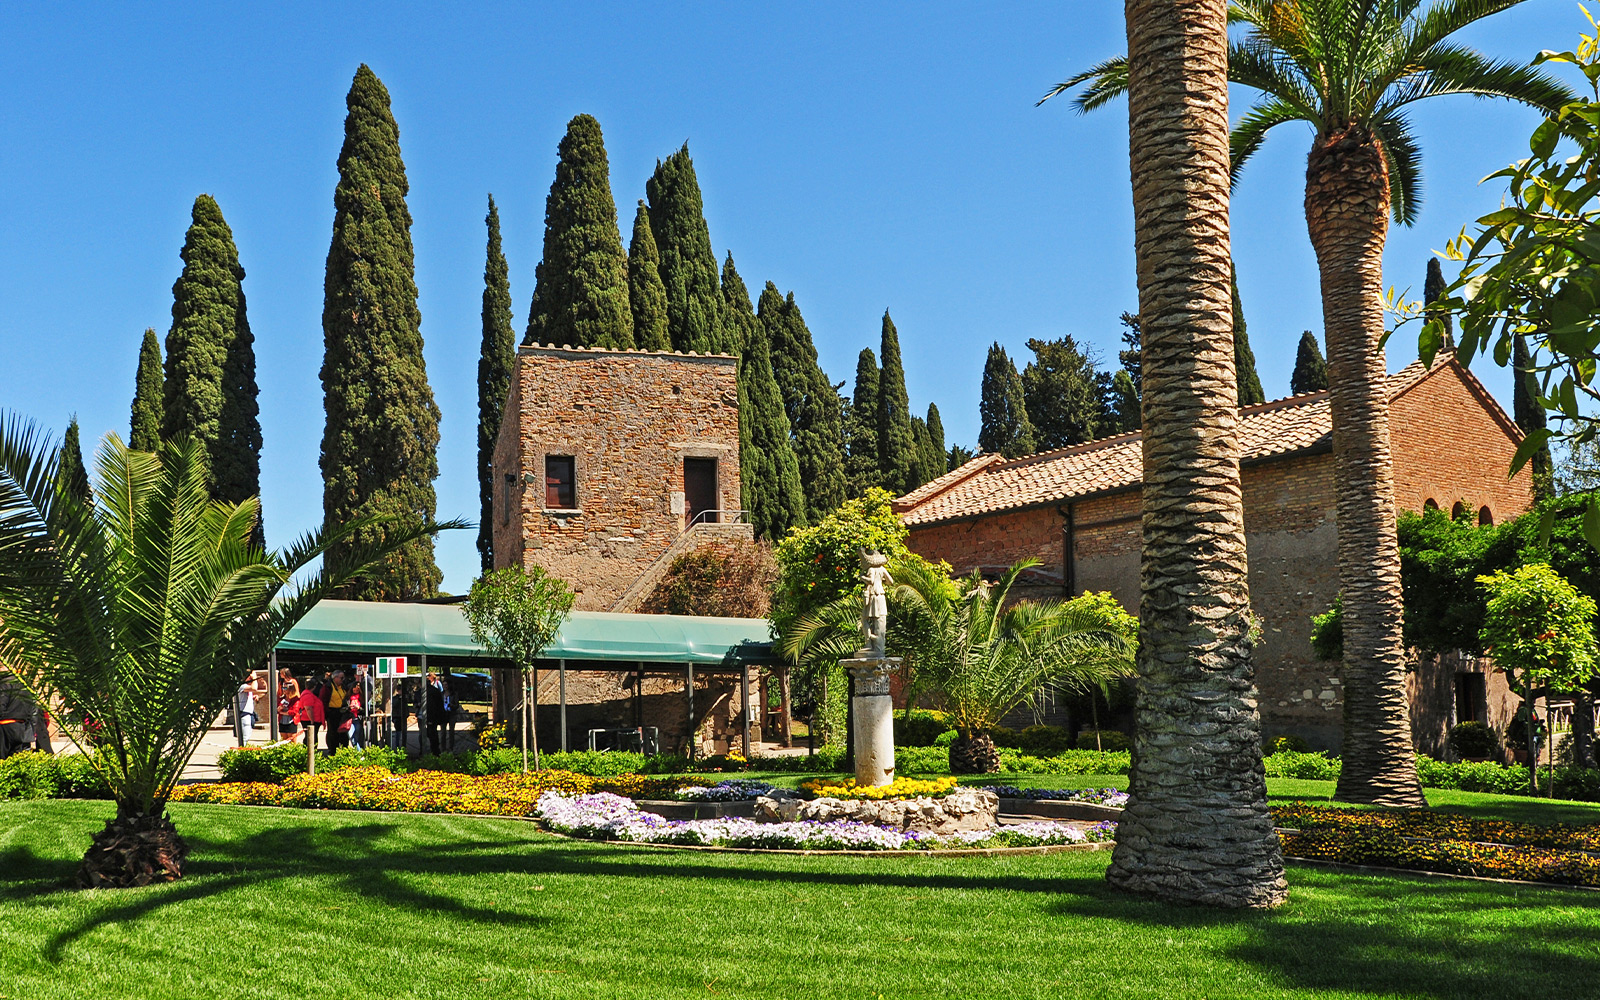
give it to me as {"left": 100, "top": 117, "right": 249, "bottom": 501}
{"left": 686, "top": 663, "right": 695, "bottom": 762}
{"left": 267, "top": 650, "right": 280, "bottom": 742}
{"left": 741, "top": 660, "right": 752, "bottom": 761}
{"left": 559, "top": 659, "right": 568, "bottom": 753}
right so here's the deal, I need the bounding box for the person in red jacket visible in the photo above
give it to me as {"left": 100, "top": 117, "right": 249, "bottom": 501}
{"left": 293, "top": 681, "right": 326, "bottom": 747}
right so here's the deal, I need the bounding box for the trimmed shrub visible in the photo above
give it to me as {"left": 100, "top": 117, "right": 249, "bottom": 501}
{"left": 933, "top": 729, "right": 958, "bottom": 748}
{"left": 1075, "top": 729, "right": 1130, "bottom": 752}
{"left": 323, "top": 746, "right": 409, "bottom": 775}
{"left": 53, "top": 753, "right": 111, "bottom": 798}
{"left": 218, "top": 742, "right": 312, "bottom": 783}
{"left": 896, "top": 745, "right": 952, "bottom": 773}
{"left": 1016, "top": 725, "right": 1074, "bottom": 757}
{"left": 541, "top": 750, "right": 649, "bottom": 777}
{"left": 744, "top": 746, "right": 849, "bottom": 773}
{"left": 1448, "top": 721, "right": 1500, "bottom": 759}
{"left": 1267, "top": 734, "right": 1310, "bottom": 755}
{"left": 0, "top": 751, "right": 59, "bottom": 799}
{"left": 893, "top": 709, "right": 954, "bottom": 747}
{"left": 1261, "top": 750, "right": 1342, "bottom": 780}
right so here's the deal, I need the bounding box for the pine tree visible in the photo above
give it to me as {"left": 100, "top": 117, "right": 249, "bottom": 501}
{"left": 647, "top": 145, "right": 731, "bottom": 354}
{"left": 1117, "top": 312, "right": 1142, "bottom": 392}
{"left": 737, "top": 314, "right": 806, "bottom": 542}
{"left": 844, "top": 348, "right": 881, "bottom": 495}
{"left": 478, "top": 195, "right": 516, "bottom": 572}
{"left": 320, "top": 64, "right": 442, "bottom": 600}
{"left": 1424, "top": 257, "right": 1454, "bottom": 346}
{"left": 924, "top": 404, "right": 947, "bottom": 480}
{"left": 1291, "top": 330, "right": 1329, "bottom": 394}
{"left": 1106, "top": 369, "right": 1141, "bottom": 433}
{"left": 1232, "top": 268, "right": 1266, "bottom": 406}
{"left": 947, "top": 444, "right": 976, "bottom": 470}
{"left": 59, "top": 417, "right": 90, "bottom": 502}
{"left": 1021, "top": 334, "right": 1102, "bottom": 449}
{"left": 162, "top": 194, "right": 262, "bottom": 541}
{"left": 875, "top": 311, "right": 917, "bottom": 495}
{"left": 628, "top": 201, "right": 671, "bottom": 351}
{"left": 1513, "top": 334, "right": 1553, "bottom": 500}
{"left": 759, "top": 282, "right": 846, "bottom": 522}
{"left": 524, "top": 115, "right": 632, "bottom": 349}
{"left": 130, "top": 328, "right": 163, "bottom": 451}
{"left": 978, "top": 343, "right": 1037, "bottom": 458}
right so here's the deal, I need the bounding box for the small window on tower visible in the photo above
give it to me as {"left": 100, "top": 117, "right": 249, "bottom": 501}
{"left": 502, "top": 474, "right": 515, "bottom": 525}
{"left": 546, "top": 456, "right": 575, "bottom": 509}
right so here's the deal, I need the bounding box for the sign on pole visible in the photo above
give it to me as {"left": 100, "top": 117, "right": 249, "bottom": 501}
{"left": 376, "top": 656, "right": 409, "bottom": 677}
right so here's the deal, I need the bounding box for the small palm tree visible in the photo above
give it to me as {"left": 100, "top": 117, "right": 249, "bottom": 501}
{"left": 0, "top": 418, "right": 457, "bottom": 888}
{"left": 785, "top": 558, "right": 1136, "bottom": 774}
{"left": 1045, "top": 0, "right": 1573, "bottom": 808}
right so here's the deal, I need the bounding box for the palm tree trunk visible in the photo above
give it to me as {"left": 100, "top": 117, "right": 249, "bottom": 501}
{"left": 1107, "top": 0, "right": 1286, "bottom": 909}
{"left": 1306, "top": 125, "right": 1426, "bottom": 808}
{"left": 78, "top": 803, "right": 189, "bottom": 888}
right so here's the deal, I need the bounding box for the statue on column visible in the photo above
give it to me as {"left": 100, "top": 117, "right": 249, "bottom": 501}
{"left": 859, "top": 549, "right": 893, "bottom": 660}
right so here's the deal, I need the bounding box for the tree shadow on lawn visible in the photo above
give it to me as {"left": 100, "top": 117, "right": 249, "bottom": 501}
{"left": 1044, "top": 867, "right": 1600, "bottom": 997}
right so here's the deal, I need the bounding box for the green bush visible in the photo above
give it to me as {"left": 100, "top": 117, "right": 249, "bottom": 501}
{"left": 0, "top": 751, "right": 59, "bottom": 799}
{"left": 745, "top": 746, "right": 849, "bottom": 773}
{"left": 1447, "top": 721, "right": 1500, "bottom": 759}
{"left": 893, "top": 709, "right": 954, "bottom": 747}
{"left": 896, "top": 745, "right": 952, "bottom": 773}
{"left": 53, "top": 753, "right": 110, "bottom": 798}
{"left": 1267, "top": 735, "right": 1311, "bottom": 755}
{"left": 218, "top": 742, "right": 312, "bottom": 783}
{"left": 1413, "top": 755, "right": 1527, "bottom": 795}
{"left": 323, "top": 746, "right": 409, "bottom": 775}
{"left": 541, "top": 750, "right": 649, "bottom": 777}
{"left": 1075, "top": 729, "right": 1130, "bottom": 752}
{"left": 989, "top": 725, "right": 1019, "bottom": 747}
{"left": 1262, "top": 750, "right": 1342, "bottom": 780}
{"left": 933, "top": 729, "right": 958, "bottom": 748}
{"left": 1016, "top": 725, "right": 1074, "bottom": 757}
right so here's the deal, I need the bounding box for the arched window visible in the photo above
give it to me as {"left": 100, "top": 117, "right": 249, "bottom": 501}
{"left": 1479, "top": 506, "right": 1493, "bottom": 526}
{"left": 1452, "top": 501, "right": 1467, "bottom": 520}
{"left": 1424, "top": 498, "right": 1439, "bottom": 512}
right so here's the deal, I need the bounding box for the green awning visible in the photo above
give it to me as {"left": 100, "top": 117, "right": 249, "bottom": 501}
{"left": 276, "top": 599, "right": 772, "bottom": 665}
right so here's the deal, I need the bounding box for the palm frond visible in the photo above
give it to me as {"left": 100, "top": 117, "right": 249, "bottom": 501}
{"left": 1037, "top": 56, "right": 1128, "bottom": 112}
{"left": 1231, "top": 98, "right": 1314, "bottom": 184}
{"left": 1374, "top": 43, "right": 1577, "bottom": 117}
{"left": 1402, "top": 0, "right": 1536, "bottom": 60}
{"left": 1371, "top": 112, "right": 1425, "bottom": 225}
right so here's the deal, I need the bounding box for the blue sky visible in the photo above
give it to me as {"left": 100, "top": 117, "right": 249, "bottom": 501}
{"left": 0, "top": 1, "right": 1584, "bottom": 594}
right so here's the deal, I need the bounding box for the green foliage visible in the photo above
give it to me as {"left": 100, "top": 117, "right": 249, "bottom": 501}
{"left": 946, "top": 444, "right": 976, "bottom": 471}
{"left": 0, "top": 750, "right": 59, "bottom": 799}
{"left": 893, "top": 709, "right": 954, "bottom": 747}
{"left": 1103, "top": 369, "right": 1141, "bottom": 434}
{"left": 1021, "top": 334, "right": 1103, "bottom": 450}
{"left": 1267, "top": 734, "right": 1311, "bottom": 755}
{"left": 1448, "top": 721, "right": 1502, "bottom": 760}
{"left": 1309, "top": 594, "right": 1343, "bottom": 662}
{"left": 876, "top": 311, "right": 917, "bottom": 494}
{"left": 1398, "top": 506, "right": 1519, "bottom": 654}
{"left": 1231, "top": 267, "right": 1265, "bottom": 406}
{"left": 1512, "top": 334, "right": 1554, "bottom": 500}
{"left": 770, "top": 487, "right": 917, "bottom": 644}
{"left": 1075, "top": 729, "right": 1130, "bottom": 752}
{"left": 626, "top": 202, "right": 671, "bottom": 352}
{"left": 638, "top": 541, "right": 776, "bottom": 619}
{"left": 1290, "top": 330, "right": 1329, "bottom": 395}
{"left": 1016, "top": 725, "right": 1075, "bottom": 756}
{"left": 320, "top": 65, "right": 442, "bottom": 600}
{"left": 844, "top": 348, "right": 881, "bottom": 496}
{"left": 525, "top": 114, "right": 633, "bottom": 350}
{"left": 130, "top": 328, "right": 164, "bottom": 452}
{"left": 978, "top": 342, "right": 1036, "bottom": 458}
{"left": 923, "top": 405, "right": 947, "bottom": 484}
{"left": 646, "top": 145, "right": 730, "bottom": 354}
{"left": 0, "top": 421, "right": 445, "bottom": 819}
{"left": 1261, "top": 750, "right": 1342, "bottom": 781}
{"left": 759, "top": 283, "right": 846, "bottom": 523}
{"left": 541, "top": 750, "right": 649, "bottom": 777}
{"left": 57, "top": 419, "right": 89, "bottom": 503}
{"left": 323, "top": 745, "right": 409, "bottom": 775}
{"left": 218, "top": 742, "right": 312, "bottom": 783}
{"left": 1423, "top": 257, "right": 1453, "bottom": 345}
{"left": 1478, "top": 563, "right": 1599, "bottom": 694}
{"left": 729, "top": 260, "right": 804, "bottom": 541}
{"left": 463, "top": 564, "right": 576, "bottom": 670}
{"left": 478, "top": 195, "right": 515, "bottom": 573}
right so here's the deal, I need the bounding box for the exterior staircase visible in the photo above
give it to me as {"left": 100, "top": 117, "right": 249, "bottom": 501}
{"left": 610, "top": 518, "right": 754, "bottom": 613}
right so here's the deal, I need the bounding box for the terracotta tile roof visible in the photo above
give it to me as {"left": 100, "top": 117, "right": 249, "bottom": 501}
{"left": 895, "top": 358, "right": 1443, "bottom": 527}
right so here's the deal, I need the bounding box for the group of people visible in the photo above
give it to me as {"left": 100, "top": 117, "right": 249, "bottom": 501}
{"left": 236, "top": 666, "right": 462, "bottom": 756}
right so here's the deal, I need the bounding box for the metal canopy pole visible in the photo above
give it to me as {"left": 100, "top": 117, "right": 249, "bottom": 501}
{"left": 419, "top": 653, "right": 429, "bottom": 758}
{"left": 267, "top": 650, "right": 280, "bottom": 741}
{"left": 559, "top": 659, "right": 568, "bottom": 753}
{"left": 686, "top": 663, "right": 695, "bottom": 761}
{"left": 779, "top": 666, "right": 792, "bottom": 748}
{"left": 740, "top": 660, "right": 751, "bottom": 760}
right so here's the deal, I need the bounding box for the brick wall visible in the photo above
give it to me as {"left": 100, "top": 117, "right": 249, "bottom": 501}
{"left": 491, "top": 345, "right": 742, "bottom": 611}
{"left": 1390, "top": 361, "right": 1533, "bottom": 524}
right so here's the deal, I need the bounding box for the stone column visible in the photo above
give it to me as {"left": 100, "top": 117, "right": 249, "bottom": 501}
{"left": 842, "top": 657, "right": 900, "bottom": 787}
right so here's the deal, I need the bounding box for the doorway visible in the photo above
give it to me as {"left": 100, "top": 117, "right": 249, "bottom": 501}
{"left": 684, "top": 458, "right": 718, "bottom": 526}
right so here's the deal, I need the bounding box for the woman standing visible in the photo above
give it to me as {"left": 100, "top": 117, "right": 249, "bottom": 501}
{"left": 277, "top": 668, "right": 301, "bottom": 742}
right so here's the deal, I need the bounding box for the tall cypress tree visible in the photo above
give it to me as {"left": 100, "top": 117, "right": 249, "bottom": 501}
{"left": 1512, "top": 334, "right": 1554, "bottom": 500}
{"left": 162, "top": 194, "right": 262, "bottom": 541}
{"left": 876, "top": 311, "right": 917, "bottom": 494}
{"left": 647, "top": 145, "right": 730, "bottom": 354}
{"left": 479, "top": 195, "right": 515, "bottom": 572}
{"left": 130, "top": 328, "right": 163, "bottom": 451}
{"left": 1232, "top": 267, "right": 1266, "bottom": 406}
{"left": 59, "top": 417, "right": 90, "bottom": 503}
{"left": 1106, "top": 370, "right": 1141, "bottom": 433}
{"left": 925, "top": 403, "right": 947, "bottom": 480}
{"left": 320, "top": 64, "right": 441, "bottom": 599}
{"left": 909, "top": 416, "right": 936, "bottom": 492}
{"left": 759, "top": 282, "right": 846, "bottom": 522}
{"left": 844, "top": 348, "right": 881, "bottom": 496}
{"left": 1424, "top": 257, "right": 1454, "bottom": 346}
{"left": 1022, "top": 334, "right": 1103, "bottom": 449}
{"left": 628, "top": 201, "right": 671, "bottom": 351}
{"left": 978, "top": 343, "right": 1036, "bottom": 458}
{"left": 524, "top": 115, "right": 632, "bottom": 349}
{"left": 1291, "top": 330, "right": 1329, "bottom": 394}
{"left": 720, "top": 252, "right": 756, "bottom": 353}
{"left": 734, "top": 276, "right": 805, "bottom": 542}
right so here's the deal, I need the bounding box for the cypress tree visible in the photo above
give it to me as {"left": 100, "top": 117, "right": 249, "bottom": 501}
{"left": 978, "top": 343, "right": 1037, "bottom": 458}
{"left": 947, "top": 444, "right": 976, "bottom": 470}
{"left": 1512, "top": 334, "right": 1554, "bottom": 500}
{"left": 1022, "top": 334, "right": 1103, "bottom": 449}
{"left": 59, "top": 417, "right": 90, "bottom": 503}
{"left": 647, "top": 145, "right": 730, "bottom": 354}
{"left": 759, "top": 282, "right": 846, "bottom": 522}
{"left": 1291, "top": 330, "right": 1329, "bottom": 394}
{"left": 130, "top": 328, "right": 163, "bottom": 451}
{"left": 876, "top": 311, "right": 917, "bottom": 495}
{"left": 478, "top": 195, "right": 515, "bottom": 573}
{"left": 524, "top": 115, "right": 632, "bottom": 349}
{"left": 720, "top": 252, "right": 756, "bottom": 353}
{"left": 909, "top": 416, "right": 936, "bottom": 492}
{"left": 628, "top": 201, "right": 671, "bottom": 351}
{"left": 1117, "top": 312, "right": 1142, "bottom": 392}
{"left": 162, "top": 194, "right": 262, "bottom": 541}
{"left": 1108, "top": 370, "right": 1141, "bottom": 432}
{"left": 1232, "top": 268, "right": 1266, "bottom": 406}
{"left": 737, "top": 315, "right": 806, "bottom": 542}
{"left": 925, "top": 404, "right": 947, "bottom": 479}
{"left": 844, "top": 348, "right": 881, "bottom": 496}
{"left": 1424, "top": 257, "right": 1454, "bottom": 346}
{"left": 320, "top": 64, "right": 442, "bottom": 600}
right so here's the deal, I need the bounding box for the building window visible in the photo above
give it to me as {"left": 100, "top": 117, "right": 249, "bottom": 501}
{"left": 1455, "top": 672, "right": 1486, "bottom": 724}
{"left": 1452, "top": 501, "right": 1467, "bottom": 520}
{"left": 546, "top": 456, "right": 575, "bottom": 509}
{"left": 1424, "top": 498, "right": 1439, "bottom": 512}
{"left": 1478, "top": 506, "right": 1493, "bottom": 526}
{"left": 502, "top": 474, "right": 515, "bottom": 525}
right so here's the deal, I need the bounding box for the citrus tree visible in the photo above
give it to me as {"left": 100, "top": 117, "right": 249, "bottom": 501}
{"left": 463, "top": 564, "right": 575, "bottom": 772}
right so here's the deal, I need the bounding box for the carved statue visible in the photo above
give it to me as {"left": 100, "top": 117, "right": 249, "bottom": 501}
{"left": 859, "top": 549, "right": 893, "bottom": 660}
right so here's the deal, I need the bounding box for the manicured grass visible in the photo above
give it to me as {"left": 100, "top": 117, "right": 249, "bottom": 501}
{"left": 7, "top": 799, "right": 1600, "bottom": 999}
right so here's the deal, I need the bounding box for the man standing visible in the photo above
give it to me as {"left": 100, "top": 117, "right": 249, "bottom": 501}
{"left": 425, "top": 671, "right": 446, "bottom": 756}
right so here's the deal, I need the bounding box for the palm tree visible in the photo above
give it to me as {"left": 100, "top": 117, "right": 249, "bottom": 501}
{"left": 1104, "top": 0, "right": 1289, "bottom": 908}
{"left": 784, "top": 558, "right": 1136, "bottom": 774}
{"left": 1045, "top": 0, "right": 1573, "bottom": 808}
{"left": 0, "top": 418, "right": 457, "bottom": 888}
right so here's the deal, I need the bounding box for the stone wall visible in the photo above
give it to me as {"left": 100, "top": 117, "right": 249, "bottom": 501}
{"left": 491, "top": 345, "right": 742, "bottom": 611}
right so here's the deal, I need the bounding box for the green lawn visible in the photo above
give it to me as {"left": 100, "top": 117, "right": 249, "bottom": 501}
{"left": 6, "top": 800, "right": 1600, "bottom": 999}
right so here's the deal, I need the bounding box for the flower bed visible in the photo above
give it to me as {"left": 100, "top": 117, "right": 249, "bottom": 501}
{"left": 799, "top": 775, "right": 959, "bottom": 800}
{"left": 535, "top": 791, "right": 1115, "bottom": 851}
{"left": 981, "top": 786, "right": 1130, "bottom": 807}
{"left": 1272, "top": 803, "right": 1600, "bottom": 887}
{"left": 674, "top": 779, "right": 782, "bottom": 802}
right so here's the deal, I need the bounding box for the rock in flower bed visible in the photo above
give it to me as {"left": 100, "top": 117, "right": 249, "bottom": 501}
{"left": 536, "top": 791, "right": 1114, "bottom": 851}
{"left": 1272, "top": 803, "right": 1600, "bottom": 887}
